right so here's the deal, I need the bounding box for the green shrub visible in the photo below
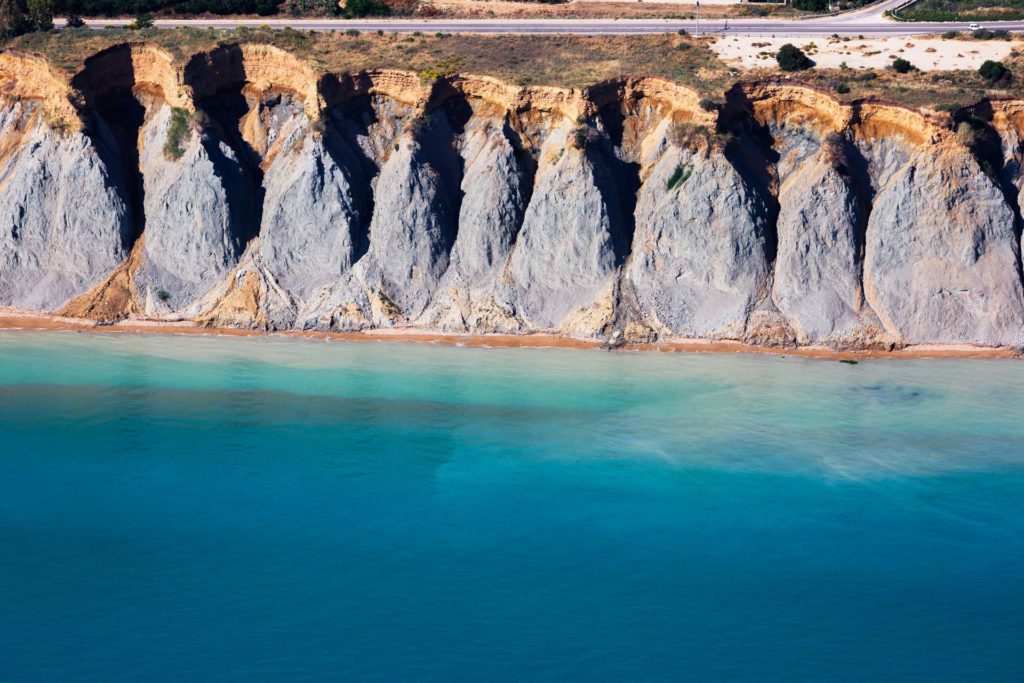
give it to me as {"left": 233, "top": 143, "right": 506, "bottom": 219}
{"left": 25, "top": 0, "right": 54, "bottom": 31}
{"left": 573, "top": 124, "right": 598, "bottom": 149}
{"left": 776, "top": 44, "right": 812, "bottom": 71}
{"left": 53, "top": 0, "right": 278, "bottom": 17}
{"left": 979, "top": 60, "right": 1010, "bottom": 84}
{"left": 284, "top": 0, "right": 340, "bottom": 15}
{"left": 64, "top": 13, "right": 84, "bottom": 27}
{"left": 345, "top": 0, "right": 390, "bottom": 17}
{"left": 972, "top": 28, "right": 994, "bottom": 40}
{"left": 418, "top": 66, "right": 449, "bottom": 81}
{"left": 891, "top": 58, "right": 913, "bottom": 74}
{"left": 993, "top": 29, "right": 1011, "bottom": 40}
{"left": 956, "top": 118, "right": 987, "bottom": 147}
{"left": 163, "top": 107, "right": 191, "bottom": 160}
{"left": 792, "top": 0, "right": 828, "bottom": 11}
{"left": 129, "top": 12, "right": 153, "bottom": 29}
{"left": 836, "top": 82, "right": 850, "bottom": 94}
{"left": 698, "top": 98, "right": 718, "bottom": 112}
{"left": 666, "top": 163, "right": 693, "bottom": 191}
{"left": 941, "top": 30, "right": 959, "bottom": 39}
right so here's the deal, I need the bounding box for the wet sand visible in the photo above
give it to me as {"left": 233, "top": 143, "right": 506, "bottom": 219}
{"left": 0, "top": 308, "right": 1019, "bottom": 360}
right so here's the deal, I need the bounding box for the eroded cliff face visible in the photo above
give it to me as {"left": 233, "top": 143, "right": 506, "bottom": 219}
{"left": 0, "top": 97, "right": 131, "bottom": 310}
{"left": 2, "top": 45, "right": 1024, "bottom": 349}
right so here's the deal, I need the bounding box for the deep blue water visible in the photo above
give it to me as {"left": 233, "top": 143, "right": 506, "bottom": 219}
{"left": 1, "top": 331, "right": 1023, "bottom": 682}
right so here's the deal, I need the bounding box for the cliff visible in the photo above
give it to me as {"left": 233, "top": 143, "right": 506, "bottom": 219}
{"left": 2, "top": 43, "right": 1024, "bottom": 350}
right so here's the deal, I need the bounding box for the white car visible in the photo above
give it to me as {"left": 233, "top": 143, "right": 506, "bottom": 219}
{"left": 968, "top": 23, "right": 983, "bottom": 30}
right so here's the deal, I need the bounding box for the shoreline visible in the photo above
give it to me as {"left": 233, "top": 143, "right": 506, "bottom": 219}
{"left": 0, "top": 309, "right": 1020, "bottom": 360}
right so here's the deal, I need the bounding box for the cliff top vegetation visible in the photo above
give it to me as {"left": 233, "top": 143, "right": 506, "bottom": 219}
{"left": 5, "top": 26, "right": 734, "bottom": 92}
{"left": 2, "top": 26, "right": 1023, "bottom": 109}
{"left": 896, "top": 0, "right": 1024, "bottom": 21}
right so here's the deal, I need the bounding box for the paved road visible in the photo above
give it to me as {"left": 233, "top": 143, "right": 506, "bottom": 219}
{"left": 58, "top": 0, "right": 1024, "bottom": 37}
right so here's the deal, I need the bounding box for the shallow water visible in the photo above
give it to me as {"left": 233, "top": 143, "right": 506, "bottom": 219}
{"left": 1, "top": 331, "right": 1022, "bottom": 682}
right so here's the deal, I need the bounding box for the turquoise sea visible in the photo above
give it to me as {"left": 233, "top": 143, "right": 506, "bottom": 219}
{"left": 1, "top": 331, "right": 1022, "bottom": 682}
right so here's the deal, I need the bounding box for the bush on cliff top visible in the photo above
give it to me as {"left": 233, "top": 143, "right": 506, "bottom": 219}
{"left": 979, "top": 60, "right": 1011, "bottom": 84}
{"left": 776, "top": 44, "right": 812, "bottom": 71}
{"left": 891, "top": 58, "right": 914, "bottom": 74}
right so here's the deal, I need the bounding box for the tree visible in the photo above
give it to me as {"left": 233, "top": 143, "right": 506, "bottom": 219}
{"left": 129, "top": 11, "right": 153, "bottom": 28}
{"left": 0, "top": 0, "right": 32, "bottom": 38}
{"left": 284, "top": 0, "right": 340, "bottom": 15}
{"left": 979, "top": 60, "right": 1010, "bottom": 84}
{"left": 776, "top": 44, "right": 812, "bottom": 71}
{"left": 344, "top": 0, "right": 389, "bottom": 16}
{"left": 891, "top": 58, "right": 913, "bottom": 74}
{"left": 792, "top": 0, "right": 828, "bottom": 10}
{"left": 25, "top": 0, "right": 52, "bottom": 30}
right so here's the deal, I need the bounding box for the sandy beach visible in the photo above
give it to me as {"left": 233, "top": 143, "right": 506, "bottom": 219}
{"left": 0, "top": 308, "right": 1018, "bottom": 360}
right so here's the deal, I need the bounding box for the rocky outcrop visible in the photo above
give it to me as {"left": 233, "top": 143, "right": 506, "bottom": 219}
{"left": 772, "top": 155, "right": 870, "bottom": 344}
{"left": 420, "top": 111, "right": 529, "bottom": 332}
{"left": 507, "top": 122, "right": 624, "bottom": 334}
{"left": 0, "top": 98, "right": 131, "bottom": 310}
{"left": 864, "top": 150, "right": 1024, "bottom": 347}
{"left": 255, "top": 96, "right": 369, "bottom": 303}
{"left": 133, "top": 103, "right": 252, "bottom": 315}
{"left": 628, "top": 142, "right": 770, "bottom": 339}
{"left": 2, "top": 45, "right": 1024, "bottom": 350}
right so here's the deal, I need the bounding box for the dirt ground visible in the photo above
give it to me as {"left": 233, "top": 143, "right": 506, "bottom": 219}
{"left": 712, "top": 34, "right": 1020, "bottom": 71}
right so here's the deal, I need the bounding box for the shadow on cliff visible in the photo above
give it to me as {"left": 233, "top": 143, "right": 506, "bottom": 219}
{"left": 594, "top": 102, "right": 641, "bottom": 266}
{"left": 721, "top": 85, "right": 782, "bottom": 267}
{"left": 413, "top": 103, "right": 466, "bottom": 260}
{"left": 72, "top": 45, "right": 149, "bottom": 245}
{"left": 957, "top": 100, "right": 1024, "bottom": 284}
{"left": 823, "top": 132, "right": 873, "bottom": 289}
{"left": 190, "top": 87, "right": 264, "bottom": 246}
{"left": 320, "top": 74, "right": 400, "bottom": 263}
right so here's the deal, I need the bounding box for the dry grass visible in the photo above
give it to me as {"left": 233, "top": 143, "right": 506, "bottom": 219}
{"left": 762, "top": 65, "right": 1022, "bottom": 109}
{"left": 4, "top": 26, "right": 1023, "bottom": 109}
{"left": 5, "top": 27, "right": 734, "bottom": 92}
